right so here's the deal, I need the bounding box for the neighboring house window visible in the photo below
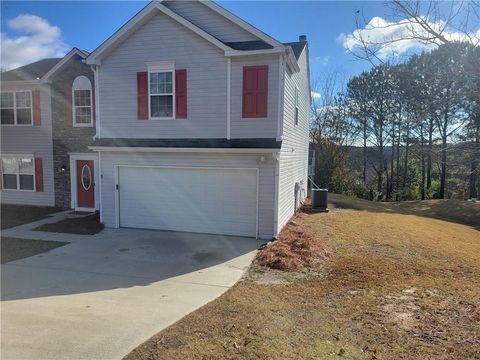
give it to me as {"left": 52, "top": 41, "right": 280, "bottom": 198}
{"left": 1, "top": 157, "right": 34, "bottom": 190}
{"left": 1, "top": 91, "right": 32, "bottom": 125}
{"left": 242, "top": 65, "right": 268, "bottom": 118}
{"left": 72, "top": 76, "right": 93, "bottom": 126}
{"left": 149, "top": 69, "right": 174, "bottom": 119}
{"left": 294, "top": 86, "right": 299, "bottom": 125}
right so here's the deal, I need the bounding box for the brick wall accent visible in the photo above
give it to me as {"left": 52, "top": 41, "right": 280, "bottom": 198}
{"left": 51, "top": 55, "right": 96, "bottom": 209}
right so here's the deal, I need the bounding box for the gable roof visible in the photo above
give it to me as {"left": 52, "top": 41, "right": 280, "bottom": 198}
{"left": 1, "top": 58, "right": 61, "bottom": 82}
{"left": 283, "top": 41, "right": 306, "bottom": 60}
{"left": 86, "top": 1, "right": 233, "bottom": 65}
{"left": 42, "top": 48, "right": 89, "bottom": 81}
{"left": 199, "top": 1, "right": 283, "bottom": 48}
{"left": 86, "top": 0, "right": 287, "bottom": 65}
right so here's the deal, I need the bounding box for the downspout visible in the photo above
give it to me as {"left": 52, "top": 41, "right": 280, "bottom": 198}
{"left": 91, "top": 64, "right": 103, "bottom": 222}
{"left": 91, "top": 65, "right": 101, "bottom": 139}
{"left": 277, "top": 53, "right": 285, "bottom": 140}
{"left": 226, "top": 58, "right": 231, "bottom": 140}
{"left": 273, "top": 152, "right": 280, "bottom": 238}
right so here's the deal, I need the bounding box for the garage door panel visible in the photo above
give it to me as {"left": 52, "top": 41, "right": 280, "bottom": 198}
{"left": 118, "top": 167, "right": 257, "bottom": 237}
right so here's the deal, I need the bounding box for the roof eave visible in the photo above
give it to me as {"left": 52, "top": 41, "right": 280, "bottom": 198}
{"left": 285, "top": 47, "right": 300, "bottom": 73}
{"left": 89, "top": 146, "right": 280, "bottom": 153}
{"left": 0, "top": 79, "right": 43, "bottom": 86}
{"left": 225, "top": 46, "right": 285, "bottom": 57}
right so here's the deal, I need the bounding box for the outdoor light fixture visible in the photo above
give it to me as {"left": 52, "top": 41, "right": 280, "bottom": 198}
{"left": 256, "top": 156, "right": 266, "bottom": 164}
{"left": 60, "top": 165, "right": 67, "bottom": 173}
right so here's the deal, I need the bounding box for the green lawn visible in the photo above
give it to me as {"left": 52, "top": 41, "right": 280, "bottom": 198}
{"left": 1, "top": 237, "right": 68, "bottom": 264}
{"left": 1, "top": 204, "right": 60, "bottom": 230}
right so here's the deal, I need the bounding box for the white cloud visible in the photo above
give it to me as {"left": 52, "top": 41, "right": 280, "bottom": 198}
{"left": 338, "top": 16, "right": 480, "bottom": 60}
{"left": 1, "top": 14, "right": 69, "bottom": 70}
{"left": 314, "top": 55, "right": 331, "bottom": 66}
{"left": 311, "top": 91, "right": 321, "bottom": 99}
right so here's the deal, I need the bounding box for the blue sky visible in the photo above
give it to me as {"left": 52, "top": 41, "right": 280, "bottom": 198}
{"left": 3, "top": 1, "right": 472, "bottom": 84}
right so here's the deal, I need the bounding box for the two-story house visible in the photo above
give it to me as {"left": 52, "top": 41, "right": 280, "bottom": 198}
{"left": 1, "top": 48, "right": 98, "bottom": 211}
{"left": 87, "top": 0, "right": 310, "bottom": 239}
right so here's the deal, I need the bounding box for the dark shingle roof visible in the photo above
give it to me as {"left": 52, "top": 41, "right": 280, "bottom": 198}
{"left": 283, "top": 41, "right": 306, "bottom": 60}
{"left": 92, "top": 138, "right": 282, "bottom": 149}
{"left": 225, "top": 40, "right": 274, "bottom": 51}
{"left": 224, "top": 39, "right": 305, "bottom": 60}
{"left": 1, "top": 58, "right": 62, "bottom": 81}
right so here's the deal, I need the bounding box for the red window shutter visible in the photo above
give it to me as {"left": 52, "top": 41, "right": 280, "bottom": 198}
{"left": 242, "top": 65, "right": 268, "bottom": 118}
{"left": 32, "top": 89, "right": 41, "bottom": 126}
{"left": 34, "top": 158, "right": 44, "bottom": 192}
{"left": 255, "top": 66, "right": 268, "bottom": 117}
{"left": 64, "top": 83, "right": 72, "bottom": 126}
{"left": 137, "top": 72, "right": 148, "bottom": 120}
{"left": 175, "top": 69, "right": 187, "bottom": 119}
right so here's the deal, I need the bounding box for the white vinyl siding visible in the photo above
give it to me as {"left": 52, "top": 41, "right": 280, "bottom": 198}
{"left": 118, "top": 166, "right": 257, "bottom": 237}
{"left": 277, "top": 47, "right": 309, "bottom": 231}
{"left": 0, "top": 84, "right": 54, "bottom": 206}
{"left": 230, "top": 55, "right": 280, "bottom": 138}
{"left": 99, "top": 151, "right": 276, "bottom": 239}
{"left": 163, "top": 0, "right": 259, "bottom": 43}
{"left": 98, "top": 12, "right": 228, "bottom": 139}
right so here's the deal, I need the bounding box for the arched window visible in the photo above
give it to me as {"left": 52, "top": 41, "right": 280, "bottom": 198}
{"left": 72, "top": 75, "right": 92, "bottom": 126}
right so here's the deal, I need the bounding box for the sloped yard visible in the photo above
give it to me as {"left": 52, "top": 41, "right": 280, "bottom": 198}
{"left": 125, "top": 196, "right": 480, "bottom": 360}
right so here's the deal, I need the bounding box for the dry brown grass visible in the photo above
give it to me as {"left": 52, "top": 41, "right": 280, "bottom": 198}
{"left": 125, "top": 197, "right": 480, "bottom": 360}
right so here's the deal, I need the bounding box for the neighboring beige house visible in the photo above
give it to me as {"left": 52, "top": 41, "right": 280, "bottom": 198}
{"left": 1, "top": 48, "right": 98, "bottom": 211}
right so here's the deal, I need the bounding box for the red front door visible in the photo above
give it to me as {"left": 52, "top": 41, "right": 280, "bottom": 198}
{"left": 76, "top": 160, "right": 95, "bottom": 209}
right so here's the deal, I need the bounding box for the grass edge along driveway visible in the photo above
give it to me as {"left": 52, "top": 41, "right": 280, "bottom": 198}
{"left": 1, "top": 237, "right": 68, "bottom": 264}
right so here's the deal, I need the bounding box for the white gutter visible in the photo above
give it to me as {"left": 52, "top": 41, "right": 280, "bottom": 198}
{"left": 1, "top": 80, "right": 42, "bottom": 85}
{"left": 225, "top": 47, "right": 285, "bottom": 57}
{"left": 89, "top": 146, "right": 280, "bottom": 154}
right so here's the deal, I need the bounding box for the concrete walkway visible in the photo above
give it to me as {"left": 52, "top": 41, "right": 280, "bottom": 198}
{"left": 1, "top": 216, "right": 259, "bottom": 359}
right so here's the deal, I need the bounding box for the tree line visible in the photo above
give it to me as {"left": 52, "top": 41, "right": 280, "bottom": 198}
{"left": 310, "top": 41, "right": 480, "bottom": 201}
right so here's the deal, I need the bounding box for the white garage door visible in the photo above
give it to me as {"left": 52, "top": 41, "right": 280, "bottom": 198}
{"left": 118, "top": 166, "right": 258, "bottom": 237}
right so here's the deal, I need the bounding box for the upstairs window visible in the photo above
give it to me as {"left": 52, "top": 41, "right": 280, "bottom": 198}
{"left": 242, "top": 65, "right": 268, "bottom": 118}
{"left": 294, "top": 86, "right": 299, "bottom": 125}
{"left": 2, "top": 157, "right": 34, "bottom": 190}
{"left": 72, "top": 76, "right": 92, "bottom": 126}
{"left": 1, "top": 91, "right": 32, "bottom": 125}
{"left": 149, "top": 70, "right": 174, "bottom": 119}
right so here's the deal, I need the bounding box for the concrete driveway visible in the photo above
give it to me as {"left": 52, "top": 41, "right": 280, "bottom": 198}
{"left": 1, "top": 225, "right": 259, "bottom": 359}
